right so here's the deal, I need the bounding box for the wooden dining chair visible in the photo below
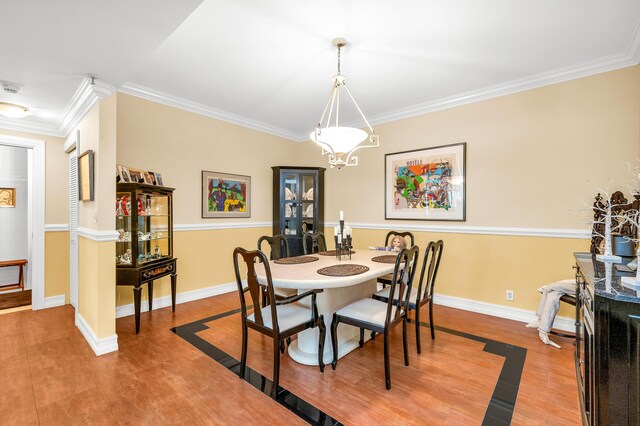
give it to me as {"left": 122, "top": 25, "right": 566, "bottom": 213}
{"left": 233, "top": 247, "right": 326, "bottom": 399}
{"left": 302, "top": 231, "right": 327, "bottom": 255}
{"left": 377, "top": 231, "right": 415, "bottom": 288}
{"left": 330, "top": 246, "right": 420, "bottom": 390}
{"left": 373, "top": 240, "right": 443, "bottom": 354}
{"left": 258, "top": 234, "right": 290, "bottom": 261}
{"left": 258, "top": 235, "right": 297, "bottom": 303}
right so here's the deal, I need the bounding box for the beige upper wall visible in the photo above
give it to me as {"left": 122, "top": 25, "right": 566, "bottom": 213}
{"left": 115, "top": 93, "right": 306, "bottom": 224}
{"left": 0, "top": 129, "right": 68, "bottom": 224}
{"left": 302, "top": 66, "right": 640, "bottom": 229}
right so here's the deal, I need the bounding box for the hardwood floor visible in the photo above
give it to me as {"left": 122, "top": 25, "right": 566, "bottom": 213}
{"left": 0, "top": 292, "right": 580, "bottom": 425}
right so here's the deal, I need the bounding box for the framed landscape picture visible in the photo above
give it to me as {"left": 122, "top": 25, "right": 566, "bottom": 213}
{"left": 202, "top": 170, "right": 251, "bottom": 218}
{"left": 385, "top": 142, "right": 466, "bottom": 221}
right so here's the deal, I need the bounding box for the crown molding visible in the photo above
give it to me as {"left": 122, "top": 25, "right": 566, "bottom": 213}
{"left": 346, "top": 53, "right": 640, "bottom": 133}
{"left": 2, "top": 31, "right": 640, "bottom": 142}
{"left": 119, "top": 82, "right": 302, "bottom": 142}
{"left": 627, "top": 16, "right": 640, "bottom": 64}
{"left": 0, "top": 116, "right": 63, "bottom": 137}
{"left": 57, "top": 77, "right": 116, "bottom": 137}
{"left": 0, "top": 77, "right": 116, "bottom": 138}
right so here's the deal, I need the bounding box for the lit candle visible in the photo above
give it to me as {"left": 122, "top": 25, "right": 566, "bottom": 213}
{"left": 339, "top": 210, "right": 344, "bottom": 221}
{"left": 346, "top": 226, "right": 352, "bottom": 236}
{"left": 334, "top": 226, "right": 338, "bottom": 236}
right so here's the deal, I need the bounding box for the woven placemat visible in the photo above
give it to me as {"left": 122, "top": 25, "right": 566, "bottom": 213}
{"left": 317, "top": 264, "right": 369, "bottom": 277}
{"left": 274, "top": 256, "right": 319, "bottom": 265}
{"left": 371, "top": 255, "right": 403, "bottom": 264}
{"left": 318, "top": 250, "right": 356, "bottom": 256}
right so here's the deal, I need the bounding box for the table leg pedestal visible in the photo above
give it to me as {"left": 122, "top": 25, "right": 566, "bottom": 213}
{"left": 287, "top": 279, "right": 377, "bottom": 366}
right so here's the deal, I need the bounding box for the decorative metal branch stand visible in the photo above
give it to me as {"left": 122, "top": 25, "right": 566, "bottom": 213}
{"left": 334, "top": 219, "right": 352, "bottom": 261}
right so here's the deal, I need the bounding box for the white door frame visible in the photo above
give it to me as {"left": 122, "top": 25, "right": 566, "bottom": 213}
{"left": 65, "top": 130, "right": 79, "bottom": 309}
{"left": 0, "top": 134, "right": 45, "bottom": 310}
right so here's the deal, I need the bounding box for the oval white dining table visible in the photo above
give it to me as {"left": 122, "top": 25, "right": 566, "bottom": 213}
{"left": 255, "top": 250, "right": 398, "bottom": 366}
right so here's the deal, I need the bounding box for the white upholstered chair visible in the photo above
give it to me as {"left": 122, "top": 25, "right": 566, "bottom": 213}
{"left": 330, "top": 246, "right": 420, "bottom": 390}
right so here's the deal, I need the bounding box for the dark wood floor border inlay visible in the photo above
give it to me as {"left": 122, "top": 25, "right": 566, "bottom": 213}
{"left": 407, "top": 318, "right": 527, "bottom": 425}
{"left": 173, "top": 309, "right": 526, "bottom": 426}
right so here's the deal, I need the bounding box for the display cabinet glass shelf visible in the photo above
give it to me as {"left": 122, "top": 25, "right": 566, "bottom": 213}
{"left": 116, "top": 182, "right": 177, "bottom": 333}
{"left": 272, "top": 167, "right": 325, "bottom": 256}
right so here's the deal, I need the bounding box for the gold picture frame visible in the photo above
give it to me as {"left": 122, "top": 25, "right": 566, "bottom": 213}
{"left": 0, "top": 187, "right": 16, "bottom": 207}
{"left": 78, "top": 150, "right": 95, "bottom": 201}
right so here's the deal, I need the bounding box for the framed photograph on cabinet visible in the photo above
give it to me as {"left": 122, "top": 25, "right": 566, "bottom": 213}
{"left": 202, "top": 170, "right": 251, "bottom": 218}
{"left": 385, "top": 142, "right": 466, "bottom": 221}
{"left": 128, "top": 168, "right": 144, "bottom": 184}
{"left": 78, "top": 150, "right": 95, "bottom": 201}
{"left": 117, "top": 165, "right": 131, "bottom": 183}
{"left": 155, "top": 173, "right": 164, "bottom": 186}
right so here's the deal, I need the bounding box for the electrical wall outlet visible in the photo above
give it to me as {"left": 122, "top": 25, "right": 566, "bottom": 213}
{"left": 506, "top": 290, "right": 514, "bottom": 301}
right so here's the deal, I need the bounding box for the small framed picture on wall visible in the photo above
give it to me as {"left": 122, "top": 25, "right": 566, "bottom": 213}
{"left": 78, "top": 150, "right": 95, "bottom": 201}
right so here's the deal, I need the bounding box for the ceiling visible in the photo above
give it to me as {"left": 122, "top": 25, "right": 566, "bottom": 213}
{"left": 2, "top": 0, "right": 640, "bottom": 140}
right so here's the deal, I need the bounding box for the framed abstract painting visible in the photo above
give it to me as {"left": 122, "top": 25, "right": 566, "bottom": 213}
{"left": 202, "top": 170, "right": 251, "bottom": 218}
{"left": 385, "top": 142, "right": 466, "bottom": 221}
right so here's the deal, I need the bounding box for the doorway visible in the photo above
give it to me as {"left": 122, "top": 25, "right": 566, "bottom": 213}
{"left": 0, "top": 134, "right": 45, "bottom": 310}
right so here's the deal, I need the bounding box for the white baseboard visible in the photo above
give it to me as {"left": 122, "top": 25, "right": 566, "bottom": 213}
{"left": 116, "top": 281, "right": 237, "bottom": 319}
{"left": 433, "top": 293, "right": 575, "bottom": 332}
{"left": 44, "top": 294, "right": 66, "bottom": 308}
{"left": 75, "top": 312, "right": 118, "bottom": 356}
{"left": 115, "top": 282, "right": 575, "bottom": 332}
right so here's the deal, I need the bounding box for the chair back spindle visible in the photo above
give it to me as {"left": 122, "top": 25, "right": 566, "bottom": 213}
{"left": 386, "top": 246, "right": 420, "bottom": 325}
{"left": 416, "top": 240, "right": 444, "bottom": 305}
{"left": 233, "top": 247, "right": 279, "bottom": 331}
{"left": 258, "top": 234, "right": 290, "bottom": 260}
{"left": 303, "top": 231, "right": 327, "bottom": 254}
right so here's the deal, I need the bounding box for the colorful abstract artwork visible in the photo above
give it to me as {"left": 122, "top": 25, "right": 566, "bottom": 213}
{"left": 202, "top": 171, "right": 251, "bottom": 218}
{"left": 385, "top": 143, "right": 466, "bottom": 221}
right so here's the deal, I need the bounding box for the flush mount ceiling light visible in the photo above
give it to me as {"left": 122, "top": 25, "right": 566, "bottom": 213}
{"left": 0, "top": 102, "right": 30, "bottom": 118}
{"left": 310, "top": 38, "right": 379, "bottom": 169}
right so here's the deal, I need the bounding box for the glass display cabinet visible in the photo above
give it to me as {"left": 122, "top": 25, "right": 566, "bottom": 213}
{"left": 116, "top": 182, "right": 177, "bottom": 333}
{"left": 272, "top": 167, "right": 325, "bottom": 255}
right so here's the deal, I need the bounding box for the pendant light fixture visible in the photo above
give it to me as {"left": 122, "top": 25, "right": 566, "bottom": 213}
{"left": 310, "top": 38, "right": 378, "bottom": 169}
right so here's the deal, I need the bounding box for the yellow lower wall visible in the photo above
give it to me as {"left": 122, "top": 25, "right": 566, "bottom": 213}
{"left": 79, "top": 236, "right": 116, "bottom": 338}
{"left": 45, "top": 231, "right": 70, "bottom": 301}
{"left": 116, "top": 227, "right": 272, "bottom": 306}
{"left": 115, "top": 225, "right": 583, "bottom": 319}
{"left": 327, "top": 227, "right": 586, "bottom": 317}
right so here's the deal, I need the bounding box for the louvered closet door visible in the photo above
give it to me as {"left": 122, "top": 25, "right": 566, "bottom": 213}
{"left": 69, "top": 150, "right": 78, "bottom": 308}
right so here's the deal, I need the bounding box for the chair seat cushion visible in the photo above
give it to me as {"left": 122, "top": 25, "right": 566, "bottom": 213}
{"left": 377, "top": 273, "right": 393, "bottom": 285}
{"left": 248, "top": 304, "right": 312, "bottom": 332}
{"left": 274, "top": 287, "right": 297, "bottom": 298}
{"left": 375, "top": 286, "right": 424, "bottom": 308}
{"left": 336, "top": 298, "right": 399, "bottom": 327}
